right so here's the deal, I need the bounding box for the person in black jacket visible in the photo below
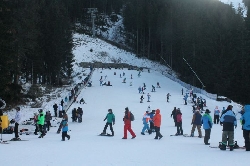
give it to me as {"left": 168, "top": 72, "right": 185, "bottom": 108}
{"left": 53, "top": 103, "right": 58, "bottom": 117}
{"left": 171, "top": 107, "right": 177, "bottom": 126}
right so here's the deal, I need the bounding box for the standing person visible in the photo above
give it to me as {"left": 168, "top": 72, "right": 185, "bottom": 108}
{"left": 240, "top": 105, "right": 250, "bottom": 151}
{"left": 147, "top": 93, "right": 151, "bottom": 102}
{"left": 58, "top": 104, "right": 63, "bottom": 118}
{"left": 149, "top": 110, "right": 155, "bottom": 132}
{"left": 190, "top": 110, "right": 202, "bottom": 138}
{"left": 72, "top": 108, "right": 77, "bottom": 122}
{"left": 101, "top": 109, "right": 115, "bottom": 136}
{"left": 153, "top": 109, "right": 163, "bottom": 139}
{"left": 53, "top": 103, "right": 58, "bottom": 117}
{"left": 152, "top": 85, "right": 155, "bottom": 92}
{"left": 61, "top": 114, "right": 70, "bottom": 141}
{"left": 33, "top": 113, "right": 39, "bottom": 135}
{"left": 175, "top": 108, "right": 183, "bottom": 135}
{"left": 13, "top": 107, "right": 21, "bottom": 140}
{"left": 141, "top": 111, "right": 151, "bottom": 135}
{"left": 140, "top": 95, "right": 144, "bottom": 103}
{"left": 171, "top": 107, "right": 177, "bottom": 126}
{"left": 202, "top": 109, "right": 213, "bottom": 145}
{"left": 220, "top": 105, "right": 237, "bottom": 151}
{"left": 122, "top": 107, "right": 136, "bottom": 139}
{"left": 37, "top": 109, "right": 45, "bottom": 138}
{"left": 45, "top": 111, "right": 52, "bottom": 132}
{"left": 166, "top": 93, "right": 171, "bottom": 102}
{"left": 214, "top": 106, "right": 220, "bottom": 124}
{"left": 61, "top": 99, "right": 64, "bottom": 109}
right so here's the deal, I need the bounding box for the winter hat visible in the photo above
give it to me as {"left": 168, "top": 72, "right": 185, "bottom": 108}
{"left": 125, "top": 107, "right": 129, "bottom": 111}
{"left": 38, "top": 109, "right": 43, "bottom": 113}
{"left": 108, "top": 109, "right": 112, "bottom": 112}
{"left": 205, "top": 109, "right": 211, "bottom": 114}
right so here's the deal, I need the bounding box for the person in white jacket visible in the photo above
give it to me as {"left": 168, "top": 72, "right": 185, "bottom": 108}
{"left": 14, "top": 107, "right": 21, "bottom": 139}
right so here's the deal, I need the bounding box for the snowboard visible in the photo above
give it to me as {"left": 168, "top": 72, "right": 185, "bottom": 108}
{"left": 209, "top": 146, "right": 245, "bottom": 149}
{"left": 10, "top": 138, "right": 28, "bottom": 141}
{"left": 183, "top": 134, "right": 204, "bottom": 138}
{"left": 98, "top": 133, "right": 113, "bottom": 137}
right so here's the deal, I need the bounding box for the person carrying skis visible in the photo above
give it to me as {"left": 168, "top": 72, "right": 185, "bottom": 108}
{"left": 101, "top": 109, "right": 115, "bottom": 136}
{"left": 61, "top": 114, "right": 70, "bottom": 141}
{"left": 240, "top": 104, "right": 250, "bottom": 151}
{"left": 175, "top": 108, "right": 183, "bottom": 135}
{"left": 141, "top": 111, "right": 151, "bottom": 135}
{"left": 214, "top": 106, "right": 220, "bottom": 124}
{"left": 122, "top": 107, "right": 136, "bottom": 139}
{"left": 220, "top": 105, "right": 237, "bottom": 151}
{"left": 37, "top": 109, "right": 45, "bottom": 138}
{"left": 153, "top": 109, "right": 163, "bottom": 139}
{"left": 202, "top": 109, "right": 213, "bottom": 145}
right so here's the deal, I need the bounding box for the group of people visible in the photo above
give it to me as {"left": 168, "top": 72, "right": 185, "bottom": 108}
{"left": 71, "top": 107, "right": 83, "bottom": 123}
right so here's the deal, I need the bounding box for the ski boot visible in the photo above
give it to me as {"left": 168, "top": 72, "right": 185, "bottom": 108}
{"left": 219, "top": 142, "right": 226, "bottom": 150}
{"left": 230, "top": 146, "right": 234, "bottom": 151}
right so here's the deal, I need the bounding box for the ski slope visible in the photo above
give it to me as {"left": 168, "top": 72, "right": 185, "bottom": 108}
{"left": 1, "top": 34, "right": 248, "bottom": 166}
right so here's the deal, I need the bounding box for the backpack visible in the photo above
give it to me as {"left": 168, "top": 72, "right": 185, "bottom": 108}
{"left": 130, "top": 112, "right": 135, "bottom": 121}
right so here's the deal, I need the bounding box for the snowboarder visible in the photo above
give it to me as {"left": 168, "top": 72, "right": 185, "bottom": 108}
{"left": 153, "top": 109, "right": 163, "bottom": 139}
{"left": 101, "top": 109, "right": 115, "bottom": 136}
{"left": 214, "top": 106, "right": 220, "bottom": 124}
{"left": 220, "top": 105, "right": 237, "bottom": 151}
{"left": 190, "top": 110, "right": 202, "bottom": 138}
{"left": 176, "top": 108, "right": 183, "bottom": 135}
{"left": 147, "top": 93, "right": 151, "bottom": 102}
{"left": 202, "top": 109, "right": 213, "bottom": 145}
{"left": 122, "top": 107, "right": 136, "bottom": 139}
{"left": 140, "top": 95, "right": 144, "bottom": 103}
{"left": 79, "top": 98, "right": 86, "bottom": 104}
{"left": 152, "top": 85, "right": 155, "bottom": 92}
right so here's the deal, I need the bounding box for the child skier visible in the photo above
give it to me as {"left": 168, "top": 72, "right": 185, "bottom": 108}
{"left": 141, "top": 111, "right": 151, "bottom": 135}
{"left": 101, "top": 109, "right": 115, "bottom": 136}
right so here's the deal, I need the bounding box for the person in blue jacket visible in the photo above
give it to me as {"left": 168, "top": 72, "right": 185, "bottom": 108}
{"left": 220, "top": 105, "right": 237, "bottom": 151}
{"left": 240, "top": 104, "right": 250, "bottom": 151}
{"left": 61, "top": 114, "right": 70, "bottom": 141}
{"left": 202, "top": 109, "right": 213, "bottom": 145}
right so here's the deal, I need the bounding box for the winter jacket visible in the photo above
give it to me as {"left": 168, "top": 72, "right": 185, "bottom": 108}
{"left": 153, "top": 109, "right": 161, "bottom": 127}
{"left": 45, "top": 112, "right": 52, "bottom": 122}
{"left": 220, "top": 110, "right": 237, "bottom": 131}
{"left": 176, "top": 113, "right": 182, "bottom": 123}
{"left": 53, "top": 104, "right": 58, "bottom": 111}
{"left": 14, "top": 111, "right": 21, "bottom": 124}
{"left": 241, "top": 105, "right": 250, "bottom": 130}
{"left": 62, "top": 120, "right": 68, "bottom": 132}
{"left": 202, "top": 113, "right": 213, "bottom": 129}
{"left": 37, "top": 112, "right": 45, "bottom": 125}
{"left": 171, "top": 109, "right": 177, "bottom": 119}
{"left": 214, "top": 109, "right": 220, "bottom": 115}
{"left": 192, "top": 112, "right": 202, "bottom": 125}
{"left": 142, "top": 113, "right": 150, "bottom": 124}
{"left": 104, "top": 113, "right": 115, "bottom": 123}
{"left": 123, "top": 110, "right": 131, "bottom": 125}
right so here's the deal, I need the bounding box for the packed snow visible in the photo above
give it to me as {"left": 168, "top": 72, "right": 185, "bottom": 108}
{"left": 1, "top": 34, "right": 249, "bottom": 166}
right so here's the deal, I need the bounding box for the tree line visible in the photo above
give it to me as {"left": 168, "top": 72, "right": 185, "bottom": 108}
{"left": 1, "top": 0, "right": 250, "bottom": 104}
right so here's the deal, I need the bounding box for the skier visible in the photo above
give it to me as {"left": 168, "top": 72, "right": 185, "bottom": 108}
{"left": 141, "top": 111, "right": 151, "bottom": 135}
{"left": 183, "top": 94, "right": 188, "bottom": 105}
{"left": 140, "top": 95, "right": 144, "bottom": 103}
{"left": 153, "top": 109, "right": 163, "bottom": 139}
{"left": 122, "top": 107, "right": 136, "bottom": 139}
{"left": 77, "top": 107, "right": 83, "bottom": 123}
{"left": 175, "top": 108, "right": 183, "bottom": 135}
{"left": 37, "top": 109, "right": 45, "bottom": 138}
{"left": 101, "top": 109, "right": 115, "bottom": 136}
{"left": 240, "top": 104, "right": 250, "bottom": 151}
{"left": 61, "top": 114, "right": 70, "bottom": 141}
{"left": 131, "top": 74, "right": 133, "bottom": 79}
{"left": 72, "top": 108, "right": 77, "bottom": 122}
{"left": 157, "top": 82, "right": 161, "bottom": 88}
{"left": 138, "top": 86, "right": 142, "bottom": 93}
{"left": 12, "top": 107, "right": 21, "bottom": 141}
{"left": 190, "top": 110, "right": 202, "bottom": 138}
{"left": 202, "top": 109, "right": 213, "bottom": 145}
{"left": 147, "top": 93, "right": 151, "bottom": 102}
{"left": 149, "top": 110, "right": 155, "bottom": 132}
{"left": 214, "top": 106, "right": 220, "bottom": 124}
{"left": 220, "top": 105, "right": 237, "bottom": 151}
{"left": 33, "top": 113, "right": 39, "bottom": 135}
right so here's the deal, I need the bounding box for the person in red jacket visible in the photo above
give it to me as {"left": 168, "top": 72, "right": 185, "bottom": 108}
{"left": 122, "top": 107, "right": 136, "bottom": 139}
{"left": 153, "top": 109, "right": 163, "bottom": 139}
